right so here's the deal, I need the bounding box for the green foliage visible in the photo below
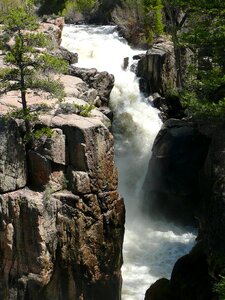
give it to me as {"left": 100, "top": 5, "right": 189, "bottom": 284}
{"left": 3, "top": 108, "right": 55, "bottom": 144}
{"left": 2, "top": 107, "right": 53, "bottom": 138}
{"left": 3, "top": 108, "right": 38, "bottom": 123}
{"left": 30, "top": 102, "right": 52, "bottom": 113}
{"left": 143, "top": 29, "right": 154, "bottom": 45}
{"left": 58, "top": 102, "right": 95, "bottom": 117}
{"left": 75, "top": 0, "right": 97, "bottom": 14}
{"left": 180, "top": 63, "right": 225, "bottom": 117}
{"left": 111, "top": 0, "right": 164, "bottom": 47}
{"left": 79, "top": 104, "right": 95, "bottom": 116}
{"left": 29, "top": 78, "right": 66, "bottom": 101}
{"left": 0, "top": 1, "right": 68, "bottom": 132}
{"left": 25, "top": 126, "right": 54, "bottom": 144}
{"left": 32, "top": 127, "right": 54, "bottom": 139}
{"left": 154, "top": 0, "right": 164, "bottom": 35}
{"left": 60, "top": 174, "right": 68, "bottom": 189}
{"left": 38, "top": 0, "right": 97, "bottom": 16}
{"left": 214, "top": 276, "right": 225, "bottom": 300}
{"left": 183, "top": 97, "right": 225, "bottom": 118}
{"left": 61, "top": 0, "right": 76, "bottom": 18}
{"left": 161, "top": 0, "right": 225, "bottom": 118}
{"left": 0, "top": 0, "right": 23, "bottom": 19}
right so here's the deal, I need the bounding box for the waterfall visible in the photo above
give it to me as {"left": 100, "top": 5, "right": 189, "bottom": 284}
{"left": 62, "top": 25, "right": 196, "bottom": 300}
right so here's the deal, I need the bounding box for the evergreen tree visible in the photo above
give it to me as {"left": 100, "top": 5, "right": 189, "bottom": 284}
{"left": 0, "top": 1, "right": 68, "bottom": 132}
{"left": 171, "top": 0, "right": 225, "bottom": 116}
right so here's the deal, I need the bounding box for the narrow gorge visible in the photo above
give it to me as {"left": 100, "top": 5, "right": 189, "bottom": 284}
{"left": 1, "top": 5, "right": 225, "bottom": 299}
{"left": 61, "top": 24, "right": 197, "bottom": 299}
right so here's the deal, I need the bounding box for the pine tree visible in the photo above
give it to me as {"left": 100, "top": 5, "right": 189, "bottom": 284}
{"left": 0, "top": 1, "right": 68, "bottom": 132}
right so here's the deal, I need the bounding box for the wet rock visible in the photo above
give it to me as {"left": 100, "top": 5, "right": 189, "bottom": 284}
{"left": 143, "top": 119, "right": 210, "bottom": 225}
{"left": 170, "top": 244, "right": 213, "bottom": 300}
{"left": 136, "top": 41, "right": 176, "bottom": 96}
{"left": 133, "top": 54, "right": 145, "bottom": 60}
{"left": 151, "top": 93, "right": 185, "bottom": 122}
{"left": 98, "top": 106, "right": 114, "bottom": 122}
{"left": 145, "top": 278, "right": 172, "bottom": 300}
{"left": 122, "top": 57, "right": 129, "bottom": 70}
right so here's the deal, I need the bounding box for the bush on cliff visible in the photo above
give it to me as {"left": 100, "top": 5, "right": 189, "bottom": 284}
{"left": 214, "top": 276, "right": 225, "bottom": 300}
{"left": 0, "top": 0, "right": 23, "bottom": 18}
{"left": 37, "top": 0, "right": 67, "bottom": 15}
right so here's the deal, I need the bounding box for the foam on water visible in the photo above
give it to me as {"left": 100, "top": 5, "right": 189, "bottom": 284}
{"left": 62, "top": 24, "right": 196, "bottom": 300}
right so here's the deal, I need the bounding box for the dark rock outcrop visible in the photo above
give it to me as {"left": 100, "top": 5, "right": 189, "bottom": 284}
{"left": 151, "top": 93, "right": 185, "bottom": 122}
{"left": 143, "top": 119, "right": 210, "bottom": 225}
{"left": 169, "top": 245, "right": 213, "bottom": 300}
{"left": 145, "top": 278, "right": 172, "bottom": 300}
{"left": 69, "top": 66, "right": 115, "bottom": 106}
{"left": 198, "top": 122, "right": 225, "bottom": 255}
{"left": 55, "top": 46, "right": 78, "bottom": 65}
{"left": 0, "top": 119, "right": 27, "bottom": 193}
{"left": 144, "top": 119, "right": 225, "bottom": 299}
{"left": 136, "top": 41, "right": 176, "bottom": 96}
{"left": 0, "top": 114, "right": 125, "bottom": 300}
{"left": 145, "top": 244, "right": 213, "bottom": 300}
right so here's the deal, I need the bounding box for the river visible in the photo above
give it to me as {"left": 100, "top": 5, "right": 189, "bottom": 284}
{"left": 61, "top": 24, "right": 196, "bottom": 300}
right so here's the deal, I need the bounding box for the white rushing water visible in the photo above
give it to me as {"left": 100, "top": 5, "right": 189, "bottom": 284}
{"left": 62, "top": 24, "right": 196, "bottom": 300}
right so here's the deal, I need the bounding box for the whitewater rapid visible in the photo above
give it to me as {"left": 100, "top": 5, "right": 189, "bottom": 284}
{"left": 61, "top": 24, "right": 196, "bottom": 300}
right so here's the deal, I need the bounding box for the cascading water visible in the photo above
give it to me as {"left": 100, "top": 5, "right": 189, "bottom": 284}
{"left": 62, "top": 25, "right": 196, "bottom": 300}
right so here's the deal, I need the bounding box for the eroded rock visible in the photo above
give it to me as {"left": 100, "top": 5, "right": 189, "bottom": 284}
{"left": 0, "top": 120, "right": 27, "bottom": 193}
{"left": 137, "top": 41, "right": 176, "bottom": 96}
{"left": 0, "top": 187, "right": 124, "bottom": 300}
{"left": 0, "top": 110, "right": 124, "bottom": 300}
{"left": 69, "top": 66, "right": 115, "bottom": 106}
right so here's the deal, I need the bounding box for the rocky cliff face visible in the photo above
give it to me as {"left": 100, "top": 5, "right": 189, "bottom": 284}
{"left": 143, "top": 118, "right": 225, "bottom": 299}
{"left": 0, "top": 18, "right": 124, "bottom": 299}
{"left": 143, "top": 119, "right": 210, "bottom": 225}
{"left": 0, "top": 112, "right": 125, "bottom": 300}
{"left": 136, "top": 41, "right": 176, "bottom": 97}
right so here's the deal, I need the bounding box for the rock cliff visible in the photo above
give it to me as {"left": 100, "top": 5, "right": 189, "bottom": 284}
{"left": 136, "top": 41, "right": 176, "bottom": 97}
{"left": 0, "top": 18, "right": 125, "bottom": 300}
{"left": 0, "top": 112, "right": 125, "bottom": 300}
{"left": 143, "top": 118, "right": 225, "bottom": 299}
{"left": 143, "top": 119, "right": 210, "bottom": 225}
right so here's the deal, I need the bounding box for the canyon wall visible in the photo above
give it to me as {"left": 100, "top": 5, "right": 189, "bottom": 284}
{"left": 0, "top": 112, "right": 125, "bottom": 300}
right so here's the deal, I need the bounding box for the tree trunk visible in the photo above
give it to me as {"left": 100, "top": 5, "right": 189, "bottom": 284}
{"left": 20, "top": 68, "right": 30, "bottom": 135}
{"left": 164, "top": 0, "right": 183, "bottom": 89}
